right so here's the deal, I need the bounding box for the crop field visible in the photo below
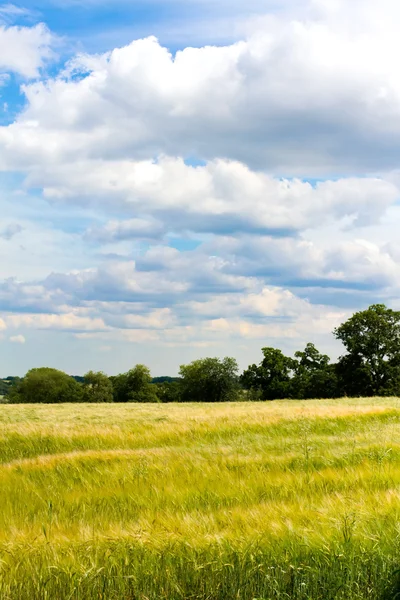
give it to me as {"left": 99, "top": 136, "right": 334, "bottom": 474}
{"left": 2, "top": 400, "right": 400, "bottom": 599}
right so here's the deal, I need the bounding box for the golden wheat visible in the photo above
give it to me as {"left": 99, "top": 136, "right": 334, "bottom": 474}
{"left": 1, "top": 399, "right": 400, "bottom": 599}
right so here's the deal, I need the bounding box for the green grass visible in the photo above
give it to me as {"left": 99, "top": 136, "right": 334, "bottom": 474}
{"left": 2, "top": 399, "right": 400, "bottom": 598}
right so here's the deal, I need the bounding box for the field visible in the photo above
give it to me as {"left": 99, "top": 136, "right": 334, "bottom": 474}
{"left": 2, "top": 400, "right": 400, "bottom": 599}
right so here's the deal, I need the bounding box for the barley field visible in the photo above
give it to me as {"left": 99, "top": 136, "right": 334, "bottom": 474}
{"left": 2, "top": 399, "right": 400, "bottom": 599}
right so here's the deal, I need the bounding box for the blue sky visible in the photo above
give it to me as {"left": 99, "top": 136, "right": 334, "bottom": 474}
{"left": 3, "top": 0, "right": 273, "bottom": 52}
{"left": 1, "top": 0, "right": 400, "bottom": 376}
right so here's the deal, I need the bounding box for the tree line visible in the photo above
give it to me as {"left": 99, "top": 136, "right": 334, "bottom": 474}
{"left": 3, "top": 304, "right": 400, "bottom": 403}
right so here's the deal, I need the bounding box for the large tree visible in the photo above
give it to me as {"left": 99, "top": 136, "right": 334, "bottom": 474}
{"left": 292, "top": 343, "right": 339, "bottom": 399}
{"left": 9, "top": 368, "right": 83, "bottom": 404}
{"left": 179, "top": 357, "right": 240, "bottom": 402}
{"left": 334, "top": 304, "right": 400, "bottom": 396}
{"left": 241, "top": 347, "right": 295, "bottom": 400}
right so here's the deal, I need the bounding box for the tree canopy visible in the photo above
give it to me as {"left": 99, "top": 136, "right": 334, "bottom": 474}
{"left": 179, "top": 357, "right": 240, "bottom": 403}
{"left": 83, "top": 371, "right": 114, "bottom": 403}
{"left": 110, "top": 364, "right": 159, "bottom": 403}
{"left": 10, "top": 368, "right": 83, "bottom": 404}
{"left": 292, "top": 343, "right": 339, "bottom": 399}
{"left": 334, "top": 304, "right": 400, "bottom": 396}
{"left": 241, "top": 347, "right": 295, "bottom": 400}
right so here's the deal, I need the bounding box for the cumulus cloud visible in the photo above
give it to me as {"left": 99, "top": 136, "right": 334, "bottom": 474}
{"left": 0, "top": 22, "right": 54, "bottom": 78}
{"left": 15, "top": 158, "right": 399, "bottom": 237}
{"left": 4, "top": 2, "right": 400, "bottom": 172}
{"left": 2, "top": 234, "right": 399, "bottom": 333}
{"left": 202, "top": 234, "right": 400, "bottom": 289}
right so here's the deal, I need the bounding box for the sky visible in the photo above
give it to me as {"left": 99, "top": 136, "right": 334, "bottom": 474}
{"left": 1, "top": 0, "right": 400, "bottom": 376}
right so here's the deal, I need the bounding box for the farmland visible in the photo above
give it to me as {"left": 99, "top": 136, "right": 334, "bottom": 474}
{"left": 2, "top": 399, "right": 400, "bottom": 599}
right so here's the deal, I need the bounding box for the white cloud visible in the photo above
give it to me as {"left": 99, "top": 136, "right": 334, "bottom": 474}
{"left": 6, "top": 313, "right": 109, "bottom": 332}
{"left": 3, "top": 0, "right": 400, "bottom": 374}
{"left": 4, "top": 3, "right": 400, "bottom": 172}
{"left": 1, "top": 234, "right": 398, "bottom": 342}
{"left": 10, "top": 334, "right": 25, "bottom": 344}
{"left": 12, "top": 158, "right": 399, "bottom": 236}
{"left": 85, "top": 217, "right": 166, "bottom": 242}
{"left": 0, "top": 23, "right": 54, "bottom": 78}
{"left": 66, "top": 289, "right": 347, "bottom": 351}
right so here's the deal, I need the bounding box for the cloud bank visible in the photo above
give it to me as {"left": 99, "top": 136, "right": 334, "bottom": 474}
{"left": 1, "top": 0, "right": 400, "bottom": 374}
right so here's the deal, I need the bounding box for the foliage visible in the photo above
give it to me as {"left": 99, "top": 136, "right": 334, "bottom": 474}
{"left": 82, "top": 371, "right": 113, "bottom": 403}
{"left": 292, "top": 343, "right": 339, "bottom": 399}
{"left": 8, "top": 368, "right": 83, "bottom": 404}
{"left": 0, "top": 379, "right": 10, "bottom": 396}
{"left": 241, "top": 347, "right": 296, "bottom": 400}
{"left": 110, "top": 364, "right": 159, "bottom": 402}
{"left": 155, "top": 380, "right": 183, "bottom": 403}
{"left": 334, "top": 304, "right": 400, "bottom": 396}
{"left": 152, "top": 376, "right": 181, "bottom": 384}
{"left": 179, "top": 357, "right": 240, "bottom": 402}
{"left": 109, "top": 373, "right": 127, "bottom": 403}
{"left": 0, "top": 376, "right": 20, "bottom": 399}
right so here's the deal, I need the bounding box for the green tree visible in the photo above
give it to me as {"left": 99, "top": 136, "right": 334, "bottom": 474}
{"left": 110, "top": 365, "right": 159, "bottom": 402}
{"left": 155, "top": 380, "right": 183, "bottom": 403}
{"left": 109, "top": 373, "right": 128, "bottom": 403}
{"left": 152, "top": 376, "right": 181, "bottom": 384}
{"left": 240, "top": 363, "right": 263, "bottom": 400}
{"left": 179, "top": 357, "right": 240, "bottom": 402}
{"left": 292, "top": 343, "right": 339, "bottom": 399}
{"left": 0, "top": 379, "right": 10, "bottom": 397}
{"left": 335, "top": 353, "right": 372, "bottom": 397}
{"left": 9, "top": 368, "right": 83, "bottom": 404}
{"left": 82, "top": 371, "right": 113, "bottom": 403}
{"left": 241, "top": 347, "right": 295, "bottom": 401}
{"left": 334, "top": 304, "right": 400, "bottom": 396}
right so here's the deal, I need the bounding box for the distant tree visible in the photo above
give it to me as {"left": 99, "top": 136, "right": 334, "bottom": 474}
{"left": 9, "top": 368, "right": 83, "bottom": 404}
{"left": 334, "top": 304, "right": 400, "bottom": 396}
{"left": 292, "top": 343, "right": 339, "bottom": 399}
{"left": 241, "top": 347, "right": 295, "bottom": 401}
{"left": 0, "top": 379, "right": 10, "bottom": 396}
{"left": 83, "top": 371, "right": 113, "bottom": 403}
{"left": 155, "top": 380, "right": 183, "bottom": 403}
{"left": 151, "top": 376, "right": 181, "bottom": 384}
{"left": 109, "top": 373, "right": 128, "bottom": 403}
{"left": 3, "top": 376, "right": 19, "bottom": 383}
{"left": 110, "top": 365, "right": 159, "bottom": 402}
{"left": 1, "top": 377, "right": 22, "bottom": 403}
{"left": 126, "top": 365, "right": 159, "bottom": 402}
{"left": 240, "top": 364, "right": 263, "bottom": 399}
{"left": 0, "top": 376, "right": 21, "bottom": 399}
{"left": 179, "top": 357, "right": 240, "bottom": 402}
